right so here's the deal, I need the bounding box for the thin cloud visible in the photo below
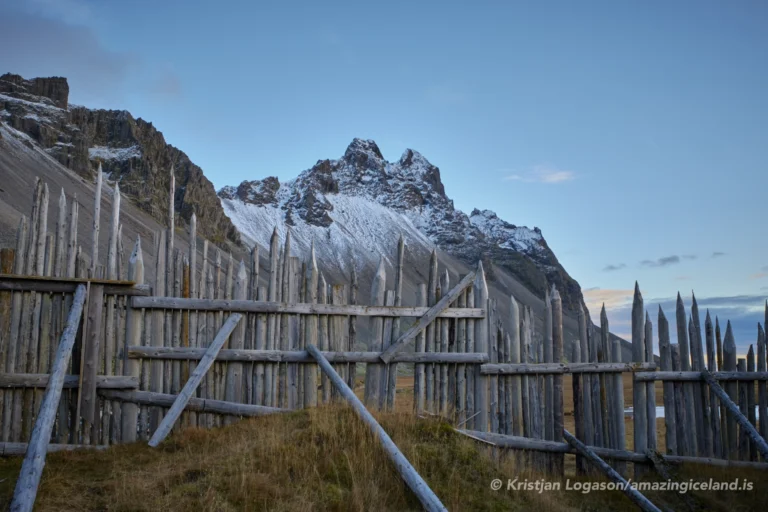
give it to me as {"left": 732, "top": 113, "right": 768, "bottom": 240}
{"left": 582, "top": 288, "right": 635, "bottom": 312}
{"left": 750, "top": 272, "right": 767, "bottom": 280}
{"left": 712, "top": 252, "right": 726, "bottom": 258}
{"left": 640, "top": 255, "right": 681, "bottom": 268}
{"left": 602, "top": 263, "right": 626, "bottom": 272}
{"left": 504, "top": 165, "right": 575, "bottom": 184}
{"left": 675, "top": 276, "right": 691, "bottom": 281}
{"left": 149, "top": 69, "right": 183, "bottom": 98}
{"left": 682, "top": 255, "right": 697, "bottom": 260}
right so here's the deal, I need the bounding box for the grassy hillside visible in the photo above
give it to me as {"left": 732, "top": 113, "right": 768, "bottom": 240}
{"left": 0, "top": 402, "right": 765, "bottom": 511}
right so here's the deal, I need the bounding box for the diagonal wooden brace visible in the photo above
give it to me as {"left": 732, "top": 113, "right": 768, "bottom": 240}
{"left": 379, "top": 271, "right": 477, "bottom": 364}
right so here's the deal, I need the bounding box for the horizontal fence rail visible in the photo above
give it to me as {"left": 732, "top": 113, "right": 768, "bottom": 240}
{"left": 131, "top": 296, "right": 485, "bottom": 318}
{"left": 127, "top": 347, "right": 491, "bottom": 364}
{"left": 481, "top": 362, "right": 657, "bottom": 375}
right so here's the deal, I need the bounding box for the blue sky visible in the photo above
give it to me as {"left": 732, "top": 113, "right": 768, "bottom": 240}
{"left": 1, "top": 0, "right": 767, "bottom": 352}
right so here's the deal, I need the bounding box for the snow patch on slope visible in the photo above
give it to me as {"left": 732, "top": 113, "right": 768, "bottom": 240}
{"left": 88, "top": 145, "right": 142, "bottom": 161}
{"left": 221, "top": 193, "right": 435, "bottom": 275}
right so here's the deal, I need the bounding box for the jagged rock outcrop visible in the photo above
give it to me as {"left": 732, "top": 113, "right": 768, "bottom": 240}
{"left": 219, "top": 138, "right": 585, "bottom": 312}
{"left": 0, "top": 73, "right": 239, "bottom": 245}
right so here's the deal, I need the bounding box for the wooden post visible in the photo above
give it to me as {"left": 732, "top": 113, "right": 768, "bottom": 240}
{"left": 149, "top": 314, "right": 243, "bottom": 446}
{"left": 455, "top": 288, "right": 467, "bottom": 424}
{"left": 306, "top": 344, "right": 447, "bottom": 512}
{"left": 578, "top": 304, "right": 593, "bottom": 447}
{"left": 386, "top": 235, "right": 405, "bottom": 411}
{"left": 550, "top": 286, "right": 564, "bottom": 475}
{"left": 90, "top": 166, "right": 102, "bottom": 275}
{"left": 379, "top": 291, "right": 396, "bottom": 410}
{"left": 121, "top": 237, "right": 144, "bottom": 442}
{"left": 509, "top": 295, "right": 522, "bottom": 436}
{"left": 425, "top": 250, "right": 437, "bottom": 413}
{"left": 758, "top": 323, "right": 767, "bottom": 451}
{"left": 318, "top": 274, "right": 330, "bottom": 404}
{"left": 702, "top": 368, "right": 768, "bottom": 461}
{"left": 348, "top": 267, "right": 358, "bottom": 390}
{"left": 414, "top": 284, "right": 427, "bottom": 414}
{"left": 723, "top": 321, "right": 738, "bottom": 459}
{"left": 474, "top": 262, "right": 489, "bottom": 432}
{"left": 691, "top": 292, "right": 711, "bottom": 457}
{"left": 150, "top": 230, "right": 166, "bottom": 431}
{"left": 606, "top": 305, "right": 626, "bottom": 476}
{"left": 10, "top": 284, "right": 86, "bottom": 512}
{"left": 79, "top": 283, "right": 104, "bottom": 444}
{"left": 439, "top": 270, "right": 450, "bottom": 416}
{"left": 224, "top": 262, "right": 247, "bottom": 423}
{"left": 676, "top": 293, "right": 697, "bottom": 455}
{"left": 644, "top": 312, "right": 656, "bottom": 451}
{"left": 572, "top": 340, "right": 585, "bottom": 473}
{"left": 747, "top": 345, "right": 757, "bottom": 461}
{"left": 657, "top": 307, "right": 677, "bottom": 455}
{"left": 670, "top": 344, "right": 689, "bottom": 456}
{"left": 303, "top": 244, "right": 318, "bottom": 408}
{"left": 737, "top": 358, "right": 749, "bottom": 460}
{"left": 563, "top": 430, "right": 662, "bottom": 512}
{"left": 364, "top": 258, "right": 386, "bottom": 409}
{"left": 631, "top": 283, "right": 647, "bottom": 478}
{"left": 265, "top": 228, "right": 279, "bottom": 408}
{"left": 705, "top": 310, "right": 722, "bottom": 458}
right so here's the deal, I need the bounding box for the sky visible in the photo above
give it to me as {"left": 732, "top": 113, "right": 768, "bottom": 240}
{"left": 1, "top": 0, "right": 767, "bottom": 353}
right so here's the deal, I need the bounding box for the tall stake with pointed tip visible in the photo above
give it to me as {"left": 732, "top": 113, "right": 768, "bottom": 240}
{"left": 658, "top": 307, "right": 677, "bottom": 455}
{"left": 364, "top": 257, "right": 387, "bottom": 409}
{"left": 386, "top": 235, "right": 405, "bottom": 412}
{"left": 303, "top": 242, "right": 319, "bottom": 408}
{"left": 122, "top": 237, "right": 144, "bottom": 441}
{"left": 550, "top": 285, "right": 564, "bottom": 476}
{"left": 644, "top": 312, "right": 656, "bottom": 451}
{"left": 691, "top": 292, "right": 712, "bottom": 456}
{"left": 509, "top": 294, "right": 522, "bottom": 436}
{"left": 758, "top": 324, "right": 767, "bottom": 445}
{"left": 705, "top": 311, "right": 723, "bottom": 457}
{"left": 54, "top": 189, "right": 66, "bottom": 277}
{"left": 606, "top": 304, "right": 627, "bottom": 476}
{"left": 676, "top": 293, "right": 697, "bottom": 455}
{"left": 473, "top": 262, "right": 489, "bottom": 433}
{"left": 578, "top": 303, "right": 592, "bottom": 447}
{"left": 631, "top": 282, "right": 648, "bottom": 477}
{"left": 91, "top": 166, "right": 103, "bottom": 275}
{"left": 723, "top": 321, "right": 738, "bottom": 459}
{"left": 425, "top": 250, "right": 438, "bottom": 412}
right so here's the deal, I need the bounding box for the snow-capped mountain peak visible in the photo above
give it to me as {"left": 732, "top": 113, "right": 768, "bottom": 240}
{"left": 218, "top": 139, "right": 584, "bottom": 312}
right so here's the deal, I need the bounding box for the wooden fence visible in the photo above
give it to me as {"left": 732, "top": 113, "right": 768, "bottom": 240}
{"left": 2, "top": 172, "right": 768, "bottom": 480}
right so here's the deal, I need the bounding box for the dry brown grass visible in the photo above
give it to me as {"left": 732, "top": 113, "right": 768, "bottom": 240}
{"left": 0, "top": 375, "right": 764, "bottom": 511}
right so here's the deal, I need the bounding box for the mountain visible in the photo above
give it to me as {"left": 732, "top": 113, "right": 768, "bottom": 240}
{"left": 0, "top": 73, "right": 239, "bottom": 246}
{"left": 218, "top": 138, "right": 585, "bottom": 315}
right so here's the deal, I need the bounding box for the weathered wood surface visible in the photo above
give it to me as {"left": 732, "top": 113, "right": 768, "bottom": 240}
{"left": 363, "top": 259, "right": 386, "bottom": 408}
{"left": 481, "top": 362, "right": 656, "bottom": 374}
{"left": 702, "top": 369, "right": 768, "bottom": 460}
{"left": 550, "top": 287, "right": 564, "bottom": 475}
{"left": 676, "top": 293, "right": 697, "bottom": 456}
{"left": 606, "top": 306, "right": 626, "bottom": 476}
{"left": 635, "top": 371, "right": 768, "bottom": 381}
{"left": 10, "top": 284, "right": 86, "bottom": 512}
{"left": 563, "top": 430, "right": 662, "bottom": 512}
{"left": 0, "top": 375, "right": 137, "bottom": 389}
{"left": 458, "top": 429, "right": 768, "bottom": 468}
{"left": 131, "top": 296, "right": 483, "bottom": 318}
{"left": 148, "top": 314, "right": 243, "bottom": 447}
{"left": 0, "top": 274, "right": 148, "bottom": 293}
{"left": 101, "top": 390, "right": 286, "bottom": 417}
{"left": 380, "top": 271, "right": 476, "bottom": 364}
{"left": 414, "top": 284, "right": 427, "bottom": 414}
{"left": 120, "top": 240, "right": 145, "bottom": 443}
{"left": 631, "top": 283, "right": 647, "bottom": 478}
{"left": 79, "top": 284, "right": 104, "bottom": 427}
{"left": 122, "top": 348, "right": 492, "bottom": 363}
{"left": 658, "top": 307, "right": 676, "bottom": 456}
{"left": 306, "top": 344, "right": 447, "bottom": 512}
{"left": 473, "top": 263, "right": 489, "bottom": 433}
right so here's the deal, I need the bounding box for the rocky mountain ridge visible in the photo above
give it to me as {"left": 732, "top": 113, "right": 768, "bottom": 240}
{"left": 219, "top": 138, "right": 585, "bottom": 313}
{"left": 0, "top": 73, "right": 239, "bottom": 246}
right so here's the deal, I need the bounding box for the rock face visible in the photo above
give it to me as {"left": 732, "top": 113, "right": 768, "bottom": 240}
{"left": 219, "top": 138, "right": 585, "bottom": 313}
{"left": 0, "top": 73, "right": 239, "bottom": 245}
